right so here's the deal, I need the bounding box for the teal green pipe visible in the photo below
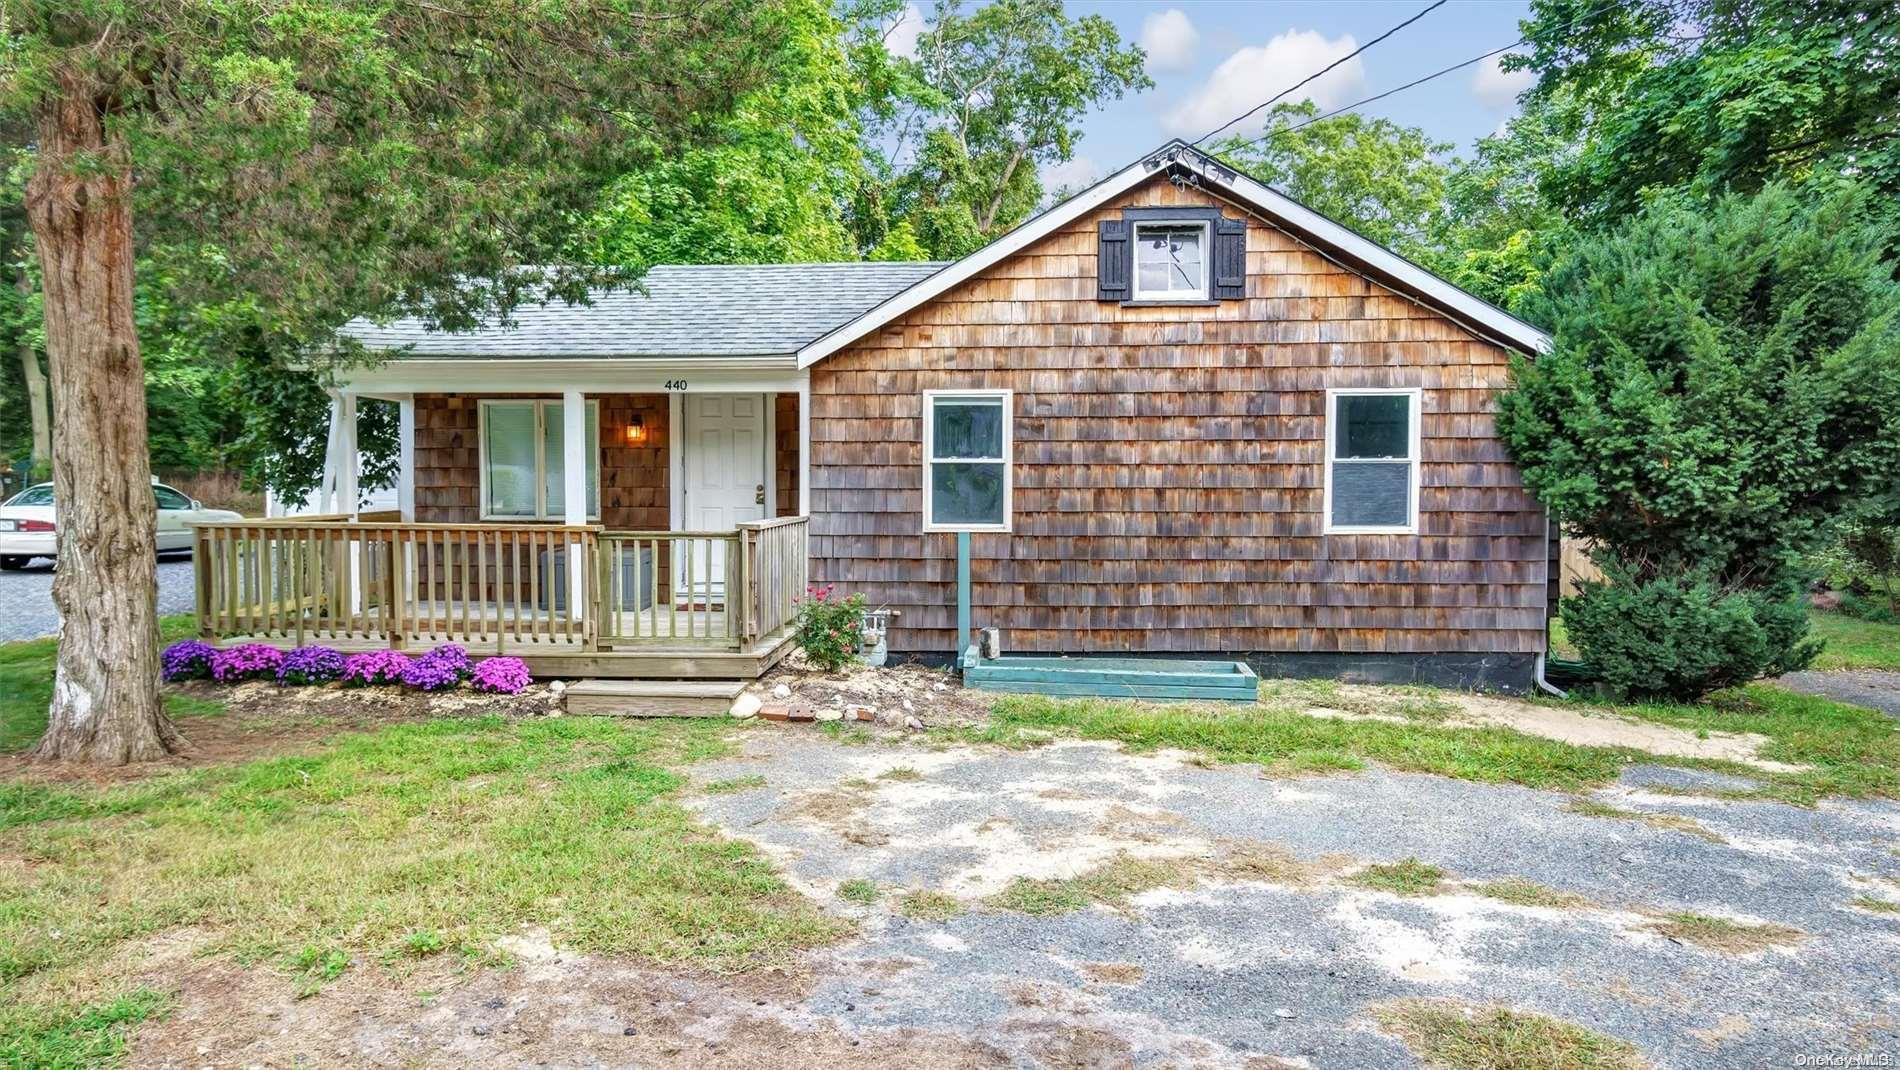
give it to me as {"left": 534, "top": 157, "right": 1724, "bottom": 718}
{"left": 957, "top": 532, "right": 972, "bottom": 666}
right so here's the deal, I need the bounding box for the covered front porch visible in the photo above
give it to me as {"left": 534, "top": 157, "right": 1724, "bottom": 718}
{"left": 191, "top": 516, "right": 808, "bottom": 677}
{"left": 199, "top": 365, "right": 815, "bottom": 680}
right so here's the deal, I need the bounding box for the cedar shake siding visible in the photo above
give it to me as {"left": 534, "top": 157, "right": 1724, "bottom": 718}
{"left": 808, "top": 175, "right": 1548, "bottom": 669}
{"left": 775, "top": 391, "right": 800, "bottom": 518}
{"left": 413, "top": 392, "right": 798, "bottom": 531}
{"left": 414, "top": 392, "right": 671, "bottom": 528}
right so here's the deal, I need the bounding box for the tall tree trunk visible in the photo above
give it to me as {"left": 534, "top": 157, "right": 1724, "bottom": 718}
{"left": 25, "top": 70, "right": 179, "bottom": 764}
{"left": 16, "top": 267, "right": 52, "bottom": 471}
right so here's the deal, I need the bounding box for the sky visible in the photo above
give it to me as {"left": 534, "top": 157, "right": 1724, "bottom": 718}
{"left": 886, "top": 0, "right": 1539, "bottom": 190}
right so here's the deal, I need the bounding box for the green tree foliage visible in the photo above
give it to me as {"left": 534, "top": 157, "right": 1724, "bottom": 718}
{"left": 0, "top": 0, "right": 791, "bottom": 762}
{"left": 1213, "top": 102, "right": 1453, "bottom": 259}
{"left": 1498, "top": 184, "right": 1900, "bottom": 696}
{"left": 859, "top": 0, "right": 1149, "bottom": 259}
{"left": 590, "top": 0, "right": 865, "bottom": 269}
{"left": 1516, "top": 0, "right": 1900, "bottom": 233}
{"left": 1429, "top": 95, "right": 1582, "bottom": 315}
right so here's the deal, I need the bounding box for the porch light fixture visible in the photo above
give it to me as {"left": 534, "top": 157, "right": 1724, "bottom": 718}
{"left": 624, "top": 415, "right": 647, "bottom": 445}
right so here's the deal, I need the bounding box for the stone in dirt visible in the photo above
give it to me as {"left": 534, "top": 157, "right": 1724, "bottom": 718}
{"left": 730, "top": 692, "right": 763, "bottom": 719}
{"left": 772, "top": 683, "right": 792, "bottom": 699}
{"left": 817, "top": 708, "right": 844, "bottom": 723}
{"left": 905, "top": 716, "right": 924, "bottom": 731}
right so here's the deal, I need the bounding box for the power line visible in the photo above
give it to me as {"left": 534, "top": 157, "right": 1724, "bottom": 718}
{"left": 1216, "top": 0, "right": 1626, "bottom": 157}
{"left": 1191, "top": 0, "right": 1449, "bottom": 146}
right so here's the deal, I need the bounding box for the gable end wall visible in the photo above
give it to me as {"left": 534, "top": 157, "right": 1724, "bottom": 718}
{"left": 807, "top": 175, "right": 1549, "bottom": 670}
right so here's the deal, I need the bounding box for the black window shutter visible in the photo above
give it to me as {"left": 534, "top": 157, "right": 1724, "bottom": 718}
{"left": 1214, "top": 217, "right": 1246, "bottom": 299}
{"left": 1097, "top": 219, "right": 1130, "bottom": 301}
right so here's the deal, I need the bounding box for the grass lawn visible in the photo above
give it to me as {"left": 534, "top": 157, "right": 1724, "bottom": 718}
{"left": 1806, "top": 611, "right": 1900, "bottom": 671}
{"left": 0, "top": 616, "right": 202, "bottom": 752}
{"left": 1552, "top": 611, "right": 1900, "bottom": 672}
{"left": 960, "top": 680, "right": 1899, "bottom": 806}
{"left": 0, "top": 626, "right": 843, "bottom": 1066}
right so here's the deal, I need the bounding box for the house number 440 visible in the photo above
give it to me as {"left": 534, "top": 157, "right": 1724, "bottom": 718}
{"left": 664, "top": 380, "right": 688, "bottom": 390}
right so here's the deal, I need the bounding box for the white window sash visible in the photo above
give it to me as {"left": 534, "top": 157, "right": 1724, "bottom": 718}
{"left": 478, "top": 398, "right": 601, "bottom": 522}
{"left": 922, "top": 389, "right": 1013, "bottom": 533}
{"left": 1322, "top": 387, "right": 1421, "bottom": 535}
{"left": 1131, "top": 220, "right": 1210, "bottom": 301}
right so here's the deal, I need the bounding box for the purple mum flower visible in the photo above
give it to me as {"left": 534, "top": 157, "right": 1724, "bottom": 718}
{"left": 401, "top": 649, "right": 465, "bottom": 692}
{"left": 276, "top": 646, "right": 346, "bottom": 686}
{"left": 210, "top": 643, "right": 285, "bottom": 683}
{"left": 161, "top": 640, "right": 218, "bottom": 682}
{"left": 341, "top": 650, "right": 412, "bottom": 687}
{"left": 470, "top": 656, "right": 532, "bottom": 694}
{"left": 425, "top": 644, "right": 471, "bottom": 678}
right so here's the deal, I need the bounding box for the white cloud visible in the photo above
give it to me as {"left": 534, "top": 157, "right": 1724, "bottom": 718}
{"left": 1162, "top": 30, "right": 1366, "bottom": 139}
{"left": 1139, "top": 9, "right": 1200, "bottom": 75}
{"left": 1471, "top": 53, "right": 1535, "bottom": 111}
{"left": 885, "top": 2, "right": 924, "bottom": 60}
{"left": 1042, "top": 155, "right": 1102, "bottom": 194}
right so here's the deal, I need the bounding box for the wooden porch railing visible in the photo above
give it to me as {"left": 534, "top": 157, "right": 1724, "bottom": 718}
{"left": 191, "top": 515, "right": 808, "bottom": 655}
{"left": 593, "top": 517, "right": 809, "bottom": 649}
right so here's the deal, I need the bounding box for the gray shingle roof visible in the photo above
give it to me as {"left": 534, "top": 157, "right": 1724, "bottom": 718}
{"left": 338, "top": 261, "right": 949, "bottom": 359}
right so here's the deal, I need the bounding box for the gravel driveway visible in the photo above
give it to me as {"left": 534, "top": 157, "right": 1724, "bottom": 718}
{"left": 682, "top": 731, "right": 1900, "bottom": 1069}
{"left": 0, "top": 553, "right": 197, "bottom": 642}
{"left": 1776, "top": 670, "right": 1900, "bottom": 718}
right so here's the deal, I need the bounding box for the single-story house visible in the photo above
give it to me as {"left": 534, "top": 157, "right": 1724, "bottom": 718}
{"left": 189, "top": 140, "right": 1555, "bottom": 698}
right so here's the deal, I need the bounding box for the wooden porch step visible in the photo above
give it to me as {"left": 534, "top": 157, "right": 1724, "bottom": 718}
{"left": 563, "top": 679, "right": 748, "bottom": 718}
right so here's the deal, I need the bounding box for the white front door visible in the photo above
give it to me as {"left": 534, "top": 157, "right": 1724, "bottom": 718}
{"left": 679, "top": 394, "right": 767, "bottom": 595}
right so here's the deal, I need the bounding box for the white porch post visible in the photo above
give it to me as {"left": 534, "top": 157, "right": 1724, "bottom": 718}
{"left": 563, "top": 389, "right": 587, "bottom": 619}
{"left": 319, "top": 391, "right": 344, "bottom": 513}
{"left": 797, "top": 372, "right": 811, "bottom": 518}
{"left": 336, "top": 392, "right": 360, "bottom": 519}
{"left": 337, "top": 392, "right": 365, "bottom": 613}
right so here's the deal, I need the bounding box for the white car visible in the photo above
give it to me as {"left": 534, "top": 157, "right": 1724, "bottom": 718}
{"left": 0, "top": 482, "right": 244, "bottom": 570}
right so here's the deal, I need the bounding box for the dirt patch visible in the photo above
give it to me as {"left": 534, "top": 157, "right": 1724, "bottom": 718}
{"left": 1565, "top": 799, "right": 1726, "bottom": 844}
{"left": 1013, "top": 1022, "right": 1134, "bottom": 1070}
{"left": 1643, "top": 913, "right": 1807, "bottom": 954}
{"left": 129, "top": 949, "right": 1009, "bottom": 1070}
{"left": 0, "top": 681, "right": 557, "bottom": 785}
{"left": 1205, "top": 841, "right": 1359, "bottom": 889}
{"left": 1448, "top": 695, "right": 1803, "bottom": 773}
{"left": 1374, "top": 997, "right": 1651, "bottom": 1070}
{"left": 781, "top": 787, "right": 872, "bottom": 826}
{"left": 1079, "top": 962, "right": 1145, "bottom": 985}
{"left": 1688, "top": 1014, "right": 1753, "bottom": 1048}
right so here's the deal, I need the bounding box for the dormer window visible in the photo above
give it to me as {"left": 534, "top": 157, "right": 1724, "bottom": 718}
{"left": 1132, "top": 222, "right": 1209, "bottom": 300}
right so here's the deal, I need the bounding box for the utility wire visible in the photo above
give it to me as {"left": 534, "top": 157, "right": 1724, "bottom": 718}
{"left": 1191, "top": 0, "right": 1449, "bottom": 146}
{"left": 1215, "top": 0, "right": 1626, "bottom": 156}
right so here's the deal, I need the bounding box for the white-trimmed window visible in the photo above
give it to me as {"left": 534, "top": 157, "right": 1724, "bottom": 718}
{"left": 1324, "top": 388, "right": 1421, "bottom": 534}
{"left": 923, "top": 390, "right": 1011, "bottom": 532}
{"left": 479, "top": 399, "right": 600, "bottom": 520}
{"left": 1132, "top": 221, "right": 1209, "bottom": 300}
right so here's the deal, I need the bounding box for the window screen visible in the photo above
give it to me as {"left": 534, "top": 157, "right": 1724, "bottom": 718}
{"left": 1329, "top": 391, "right": 1416, "bottom": 530}
{"left": 926, "top": 394, "right": 1009, "bottom": 529}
